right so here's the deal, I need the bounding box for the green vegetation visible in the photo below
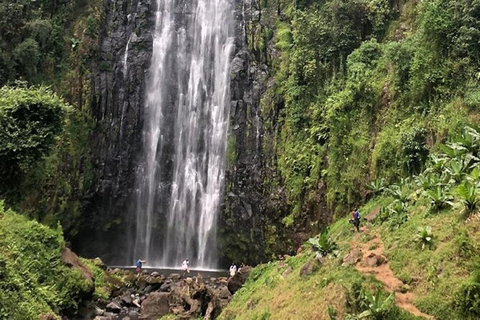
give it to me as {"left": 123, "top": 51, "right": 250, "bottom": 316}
{"left": 0, "top": 201, "right": 92, "bottom": 319}
{"left": 0, "top": 0, "right": 101, "bottom": 105}
{"left": 219, "top": 223, "right": 419, "bottom": 319}
{"left": 0, "top": 84, "right": 92, "bottom": 236}
{"left": 253, "top": 0, "right": 480, "bottom": 254}
{"left": 0, "top": 85, "right": 69, "bottom": 191}
{"left": 221, "top": 126, "right": 480, "bottom": 319}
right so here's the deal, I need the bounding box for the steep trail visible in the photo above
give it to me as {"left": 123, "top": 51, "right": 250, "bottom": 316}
{"left": 351, "top": 228, "right": 434, "bottom": 319}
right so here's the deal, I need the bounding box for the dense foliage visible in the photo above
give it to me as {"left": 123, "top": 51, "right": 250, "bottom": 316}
{"left": 251, "top": 0, "right": 480, "bottom": 250}
{"left": 0, "top": 202, "right": 93, "bottom": 319}
{"left": 0, "top": 84, "right": 92, "bottom": 237}
{"left": 0, "top": 0, "right": 100, "bottom": 106}
{"left": 0, "top": 86, "right": 68, "bottom": 188}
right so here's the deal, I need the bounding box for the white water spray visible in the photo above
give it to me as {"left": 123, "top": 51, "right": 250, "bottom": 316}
{"left": 133, "top": 0, "right": 234, "bottom": 269}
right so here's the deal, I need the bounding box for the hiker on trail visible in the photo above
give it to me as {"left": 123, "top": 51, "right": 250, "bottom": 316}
{"left": 136, "top": 259, "right": 146, "bottom": 276}
{"left": 350, "top": 208, "right": 361, "bottom": 232}
{"left": 181, "top": 259, "right": 190, "bottom": 277}
{"left": 229, "top": 263, "right": 237, "bottom": 277}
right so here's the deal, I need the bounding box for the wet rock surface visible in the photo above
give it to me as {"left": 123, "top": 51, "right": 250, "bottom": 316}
{"left": 82, "top": 267, "right": 251, "bottom": 320}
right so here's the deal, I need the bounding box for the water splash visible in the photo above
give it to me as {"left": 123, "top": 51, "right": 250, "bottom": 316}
{"left": 133, "top": 0, "right": 234, "bottom": 269}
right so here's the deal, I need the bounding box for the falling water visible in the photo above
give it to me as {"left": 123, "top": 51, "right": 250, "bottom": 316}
{"left": 123, "top": 33, "right": 132, "bottom": 78}
{"left": 133, "top": 0, "right": 234, "bottom": 269}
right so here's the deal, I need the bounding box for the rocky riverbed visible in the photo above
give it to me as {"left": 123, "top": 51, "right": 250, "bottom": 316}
{"left": 78, "top": 264, "right": 252, "bottom": 320}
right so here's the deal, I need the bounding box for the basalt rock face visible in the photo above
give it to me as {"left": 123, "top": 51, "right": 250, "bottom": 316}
{"left": 219, "top": 0, "right": 272, "bottom": 265}
{"left": 75, "top": 0, "right": 154, "bottom": 263}
{"left": 76, "top": 0, "right": 285, "bottom": 266}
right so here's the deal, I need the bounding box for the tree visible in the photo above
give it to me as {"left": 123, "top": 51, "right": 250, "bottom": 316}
{"left": 0, "top": 85, "right": 69, "bottom": 193}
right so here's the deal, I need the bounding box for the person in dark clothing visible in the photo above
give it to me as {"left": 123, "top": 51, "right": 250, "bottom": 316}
{"left": 136, "top": 259, "right": 146, "bottom": 276}
{"left": 349, "top": 208, "right": 361, "bottom": 232}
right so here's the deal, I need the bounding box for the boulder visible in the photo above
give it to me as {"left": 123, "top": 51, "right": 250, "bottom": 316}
{"left": 160, "top": 282, "right": 171, "bottom": 292}
{"left": 342, "top": 248, "right": 363, "bottom": 266}
{"left": 61, "top": 248, "right": 94, "bottom": 284}
{"left": 169, "top": 273, "right": 181, "bottom": 280}
{"left": 227, "top": 266, "right": 252, "bottom": 294}
{"left": 140, "top": 292, "right": 170, "bottom": 320}
{"left": 217, "top": 286, "right": 231, "bottom": 299}
{"left": 106, "top": 301, "right": 122, "bottom": 313}
{"left": 120, "top": 294, "right": 132, "bottom": 305}
{"left": 94, "top": 306, "right": 105, "bottom": 315}
{"left": 365, "top": 253, "right": 386, "bottom": 267}
{"left": 299, "top": 260, "right": 319, "bottom": 277}
{"left": 282, "top": 266, "right": 292, "bottom": 277}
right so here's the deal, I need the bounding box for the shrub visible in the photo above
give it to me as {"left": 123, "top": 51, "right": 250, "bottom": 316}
{"left": 456, "top": 279, "right": 480, "bottom": 318}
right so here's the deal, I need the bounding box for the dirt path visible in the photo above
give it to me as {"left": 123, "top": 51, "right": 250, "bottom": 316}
{"left": 351, "top": 229, "right": 434, "bottom": 319}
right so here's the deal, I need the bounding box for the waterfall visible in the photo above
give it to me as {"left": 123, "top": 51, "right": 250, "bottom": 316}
{"left": 133, "top": 0, "right": 234, "bottom": 269}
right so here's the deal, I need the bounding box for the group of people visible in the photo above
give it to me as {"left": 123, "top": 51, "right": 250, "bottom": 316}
{"left": 135, "top": 258, "right": 190, "bottom": 276}
{"left": 134, "top": 208, "right": 362, "bottom": 278}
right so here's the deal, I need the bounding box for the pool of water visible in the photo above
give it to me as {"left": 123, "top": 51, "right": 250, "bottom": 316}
{"left": 110, "top": 266, "right": 228, "bottom": 279}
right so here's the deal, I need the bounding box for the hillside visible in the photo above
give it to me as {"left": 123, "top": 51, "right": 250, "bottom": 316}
{"left": 218, "top": 0, "right": 480, "bottom": 264}
{"left": 0, "top": 201, "right": 95, "bottom": 319}
{"left": 219, "top": 127, "right": 480, "bottom": 319}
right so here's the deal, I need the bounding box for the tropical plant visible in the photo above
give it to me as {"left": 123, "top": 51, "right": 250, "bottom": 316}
{"left": 415, "top": 172, "right": 442, "bottom": 191}
{"left": 423, "top": 186, "right": 453, "bottom": 212}
{"left": 445, "top": 159, "right": 471, "bottom": 183}
{"left": 384, "top": 200, "right": 408, "bottom": 229}
{"left": 426, "top": 154, "right": 449, "bottom": 175}
{"left": 309, "top": 230, "right": 338, "bottom": 258}
{"left": 456, "top": 267, "right": 480, "bottom": 318}
{"left": 456, "top": 126, "right": 480, "bottom": 155}
{"left": 456, "top": 181, "right": 480, "bottom": 215}
{"left": 416, "top": 226, "right": 433, "bottom": 250}
{"left": 367, "top": 178, "right": 385, "bottom": 196}
{"left": 386, "top": 184, "right": 411, "bottom": 205}
{"left": 374, "top": 207, "right": 390, "bottom": 224}
{"left": 358, "top": 290, "right": 395, "bottom": 319}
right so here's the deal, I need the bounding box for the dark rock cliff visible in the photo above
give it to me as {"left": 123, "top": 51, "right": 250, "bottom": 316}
{"left": 219, "top": 0, "right": 268, "bottom": 265}
{"left": 75, "top": 0, "right": 154, "bottom": 263}
{"left": 75, "top": 0, "right": 291, "bottom": 265}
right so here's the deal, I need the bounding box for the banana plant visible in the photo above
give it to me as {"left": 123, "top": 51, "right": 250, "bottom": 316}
{"left": 457, "top": 126, "right": 480, "bottom": 155}
{"left": 386, "top": 184, "right": 411, "bottom": 205}
{"left": 415, "top": 172, "right": 442, "bottom": 191}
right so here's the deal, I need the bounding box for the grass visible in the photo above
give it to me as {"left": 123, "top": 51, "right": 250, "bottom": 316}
{"left": 220, "top": 189, "right": 480, "bottom": 319}
{"left": 0, "top": 201, "right": 112, "bottom": 319}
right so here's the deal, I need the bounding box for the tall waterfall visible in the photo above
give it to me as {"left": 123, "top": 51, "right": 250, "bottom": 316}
{"left": 133, "top": 0, "right": 234, "bottom": 269}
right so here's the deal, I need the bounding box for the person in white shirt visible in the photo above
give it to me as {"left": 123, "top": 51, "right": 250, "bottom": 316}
{"left": 229, "top": 263, "right": 237, "bottom": 277}
{"left": 181, "top": 259, "right": 190, "bottom": 277}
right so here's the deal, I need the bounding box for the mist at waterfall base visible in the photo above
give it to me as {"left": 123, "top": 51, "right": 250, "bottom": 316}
{"left": 123, "top": 0, "right": 235, "bottom": 270}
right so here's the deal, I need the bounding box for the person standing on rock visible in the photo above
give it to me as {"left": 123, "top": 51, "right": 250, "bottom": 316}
{"left": 229, "top": 263, "right": 237, "bottom": 278}
{"left": 136, "top": 258, "right": 146, "bottom": 277}
{"left": 181, "top": 259, "right": 190, "bottom": 277}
